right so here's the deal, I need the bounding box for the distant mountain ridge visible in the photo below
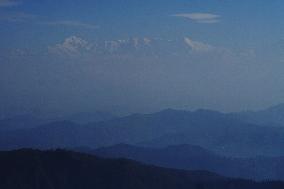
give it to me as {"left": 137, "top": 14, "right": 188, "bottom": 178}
{"left": 230, "top": 103, "right": 284, "bottom": 127}
{"left": 64, "top": 111, "right": 116, "bottom": 124}
{"left": 84, "top": 144, "right": 284, "bottom": 181}
{"left": 0, "top": 111, "right": 116, "bottom": 130}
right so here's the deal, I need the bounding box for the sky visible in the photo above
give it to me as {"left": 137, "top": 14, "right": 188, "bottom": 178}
{"left": 0, "top": 0, "right": 284, "bottom": 116}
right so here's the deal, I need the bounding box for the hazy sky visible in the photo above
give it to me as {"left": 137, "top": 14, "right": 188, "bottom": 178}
{"left": 0, "top": 0, "right": 284, "bottom": 116}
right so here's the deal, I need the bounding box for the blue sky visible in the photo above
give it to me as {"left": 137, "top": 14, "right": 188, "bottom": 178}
{"left": 0, "top": 0, "right": 284, "bottom": 116}
{"left": 1, "top": 0, "right": 283, "bottom": 48}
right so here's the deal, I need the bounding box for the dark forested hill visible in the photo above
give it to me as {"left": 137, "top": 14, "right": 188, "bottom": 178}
{"left": 0, "top": 149, "right": 283, "bottom": 189}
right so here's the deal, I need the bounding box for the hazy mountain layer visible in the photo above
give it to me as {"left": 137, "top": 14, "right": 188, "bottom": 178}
{"left": 85, "top": 144, "right": 284, "bottom": 181}
{"left": 1, "top": 109, "right": 284, "bottom": 157}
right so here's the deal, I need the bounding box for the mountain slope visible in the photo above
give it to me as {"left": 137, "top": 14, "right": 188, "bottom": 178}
{"left": 87, "top": 144, "right": 284, "bottom": 181}
{"left": 64, "top": 111, "right": 116, "bottom": 124}
{"left": 0, "top": 149, "right": 283, "bottom": 189}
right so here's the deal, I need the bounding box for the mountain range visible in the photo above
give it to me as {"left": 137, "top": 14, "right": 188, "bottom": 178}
{"left": 2, "top": 104, "right": 284, "bottom": 182}
{"left": 82, "top": 143, "right": 284, "bottom": 181}
{"left": 1, "top": 107, "right": 284, "bottom": 157}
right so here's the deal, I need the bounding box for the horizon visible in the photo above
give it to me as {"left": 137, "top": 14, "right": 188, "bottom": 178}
{"left": 2, "top": 101, "right": 284, "bottom": 119}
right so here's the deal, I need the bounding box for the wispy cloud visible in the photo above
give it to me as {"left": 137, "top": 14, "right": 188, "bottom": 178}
{"left": 173, "top": 13, "right": 220, "bottom": 24}
{"left": 184, "top": 37, "right": 214, "bottom": 52}
{"left": 0, "top": 0, "right": 21, "bottom": 7}
{"left": 44, "top": 20, "right": 99, "bottom": 30}
{"left": 0, "top": 11, "right": 36, "bottom": 22}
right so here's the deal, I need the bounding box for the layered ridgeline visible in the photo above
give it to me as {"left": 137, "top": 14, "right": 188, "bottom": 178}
{"left": 1, "top": 108, "right": 284, "bottom": 157}
{"left": 230, "top": 103, "right": 284, "bottom": 127}
{"left": 0, "top": 149, "right": 283, "bottom": 189}
{"left": 0, "top": 111, "right": 116, "bottom": 131}
{"left": 82, "top": 144, "right": 284, "bottom": 181}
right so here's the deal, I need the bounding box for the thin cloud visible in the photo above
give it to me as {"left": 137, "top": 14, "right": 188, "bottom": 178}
{"left": 173, "top": 13, "right": 221, "bottom": 24}
{"left": 0, "top": 12, "right": 36, "bottom": 22}
{"left": 45, "top": 20, "right": 99, "bottom": 30}
{"left": 184, "top": 37, "right": 214, "bottom": 52}
{"left": 0, "top": 0, "right": 21, "bottom": 7}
